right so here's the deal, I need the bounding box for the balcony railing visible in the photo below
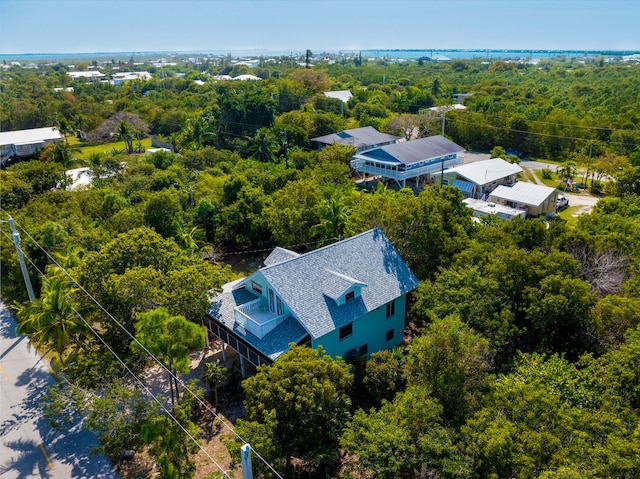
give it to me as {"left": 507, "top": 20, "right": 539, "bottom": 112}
{"left": 234, "top": 298, "right": 286, "bottom": 339}
{"left": 350, "top": 155, "right": 464, "bottom": 181}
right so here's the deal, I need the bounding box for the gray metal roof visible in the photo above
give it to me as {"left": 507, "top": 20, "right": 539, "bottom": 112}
{"left": 312, "top": 126, "right": 400, "bottom": 149}
{"left": 209, "top": 228, "right": 418, "bottom": 359}
{"left": 360, "top": 135, "right": 465, "bottom": 166}
{"left": 0, "top": 127, "right": 63, "bottom": 145}
{"left": 323, "top": 90, "right": 353, "bottom": 103}
{"left": 440, "top": 157, "right": 522, "bottom": 185}
{"left": 490, "top": 181, "right": 557, "bottom": 206}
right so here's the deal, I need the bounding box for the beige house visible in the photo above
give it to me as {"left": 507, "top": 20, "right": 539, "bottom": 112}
{"left": 489, "top": 182, "right": 558, "bottom": 217}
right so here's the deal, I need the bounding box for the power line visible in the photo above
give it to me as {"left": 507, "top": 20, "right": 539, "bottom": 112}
{"left": 0, "top": 211, "right": 285, "bottom": 479}
{"left": 447, "top": 117, "right": 640, "bottom": 147}
{"left": 0, "top": 228, "right": 234, "bottom": 479}
{"left": 219, "top": 236, "right": 340, "bottom": 257}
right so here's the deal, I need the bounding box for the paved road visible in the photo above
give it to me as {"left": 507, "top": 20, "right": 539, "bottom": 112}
{"left": 0, "top": 301, "right": 118, "bottom": 479}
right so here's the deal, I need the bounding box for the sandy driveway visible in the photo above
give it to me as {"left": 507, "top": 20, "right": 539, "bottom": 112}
{"left": 518, "top": 161, "right": 599, "bottom": 216}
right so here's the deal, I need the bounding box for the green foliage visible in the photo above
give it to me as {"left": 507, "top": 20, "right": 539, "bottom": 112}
{"left": 83, "top": 382, "right": 156, "bottom": 459}
{"left": 4, "top": 57, "right": 640, "bottom": 479}
{"left": 75, "top": 227, "right": 229, "bottom": 353}
{"left": 141, "top": 383, "right": 204, "bottom": 479}
{"left": 232, "top": 346, "right": 353, "bottom": 476}
{"left": 0, "top": 170, "right": 33, "bottom": 209}
{"left": 17, "top": 273, "right": 90, "bottom": 366}
{"left": 362, "top": 349, "right": 403, "bottom": 406}
{"left": 413, "top": 238, "right": 596, "bottom": 365}
{"left": 133, "top": 307, "right": 206, "bottom": 405}
{"left": 348, "top": 186, "right": 473, "bottom": 280}
{"left": 202, "top": 360, "right": 227, "bottom": 404}
{"left": 310, "top": 195, "right": 352, "bottom": 243}
{"left": 7, "top": 160, "right": 66, "bottom": 194}
{"left": 143, "top": 188, "right": 184, "bottom": 238}
{"left": 490, "top": 146, "right": 506, "bottom": 159}
{"left": 341, "top": 386, "right": 462, "bottom": 479}
{"left": 404, "top": 315, "right": 490, "bottom": 427}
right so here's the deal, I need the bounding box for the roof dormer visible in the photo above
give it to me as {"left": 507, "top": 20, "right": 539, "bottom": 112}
{"left": 322, "top": 269, "right": 367, "bottom": 306}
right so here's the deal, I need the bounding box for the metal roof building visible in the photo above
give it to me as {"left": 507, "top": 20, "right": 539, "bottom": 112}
{"left": 323, "top": 90, "right": 353, "bottom": 103}
{"left": 489, "top": 182, "right": 559, "bottom": 217}
{"left": 0, "top": 127, "right": 63, "bottom": 164}
{"left": 350, "top": 135, "right": 465, "bottom": 188}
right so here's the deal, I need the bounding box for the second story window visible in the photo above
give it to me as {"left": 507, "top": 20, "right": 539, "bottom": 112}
{"left": 386, "top": 300, "right": 396, "bottom": 318}
{"left": 339, "top": 323, "right": 353, "bottom": 341}
{"left": 251, "top": 281, "right": 262, "bottom": 295}
{"left": 345, "top": 291, "right": 355, "bottom": 302}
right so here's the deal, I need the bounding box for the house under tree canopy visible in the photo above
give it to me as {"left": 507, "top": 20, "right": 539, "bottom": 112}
{"left": 205, "top": 228, "right": 418, "bottom": 376}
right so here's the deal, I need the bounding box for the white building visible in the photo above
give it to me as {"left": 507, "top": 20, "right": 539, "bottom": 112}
{"left": 67, "top": 71, "right": 106, "bottom": 81}
{"left": 111, "top": 71, "right": 152, "bottom": 86}
{"left": 1, "top": 127, "right": 63, "bottom": 164}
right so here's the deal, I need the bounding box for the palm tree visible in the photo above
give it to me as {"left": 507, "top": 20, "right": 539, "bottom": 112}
{"left": 56, "top": 118, "right": 73, "bottom": 144}
{"left": 310, "top": 196, "right": 352, "bottom": 243}
{"left": 248, "top": 130, "right": 279, "bottom": 163}
{"left": 557, "top": 161, "right": 578, "bottom": 191}
{"left": 17, "top": 274, "right": 89, "bottom": 366}
{"left": 51, "top": 141, "right": 81, "bottom": 169}
{"left": 203, "top": 360, "right": 227, "bottom": 404}
{"left": 178, "top": 117, "right": 215, "bottom": 151}
{"left": 177, "top": 223, "right": 205, "bottom": 255}
{"left": 115, "top": 120, "right": 136, "bottom": 154}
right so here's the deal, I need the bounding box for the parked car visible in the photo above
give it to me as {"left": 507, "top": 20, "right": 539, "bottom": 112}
{"left": 505, "top": 148, "right": 523, "bottom": 158}
{"left": 556, "top": 195, "right": 569, "bottom": 210}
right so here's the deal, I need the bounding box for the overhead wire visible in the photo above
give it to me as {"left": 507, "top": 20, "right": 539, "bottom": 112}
{"left": 0, "top": 226, "right": 233, "bottom": 479}
{"left": 0, "top": 211, "right": 285, "bottom": 479}
{"left": 446, "top": 116, "right": 640, "bottom": 147}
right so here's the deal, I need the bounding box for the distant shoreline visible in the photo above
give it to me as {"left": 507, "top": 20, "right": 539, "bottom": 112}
{"left": 2, "top": 48, "right": 639, "bottom": 62}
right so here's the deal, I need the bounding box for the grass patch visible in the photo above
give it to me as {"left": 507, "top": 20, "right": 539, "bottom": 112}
{"left": 557, "top": 206, "right": 581, "bottom": 222}
{"left": 68, "top": 136, "right": 153, "bottom": 159}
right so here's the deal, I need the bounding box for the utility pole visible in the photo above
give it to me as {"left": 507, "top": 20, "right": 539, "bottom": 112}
{"left": 241, "top": 444, "right": 254, "bottom": 479}
{"left": 438, "top": 149, "right": 445, "bottom": 187}
{"left": 6, "top": 216, "right": 35, "bottom": 301}
{"left": 282, "top": 129, "right": 289, "bottom": 168}
{"left": 440, "top": 112, "right": 445, "bottom": 136}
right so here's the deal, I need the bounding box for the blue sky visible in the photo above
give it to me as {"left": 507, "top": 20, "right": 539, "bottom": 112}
{"left": 1, "top": 0, "right": 638, "bottom": 54}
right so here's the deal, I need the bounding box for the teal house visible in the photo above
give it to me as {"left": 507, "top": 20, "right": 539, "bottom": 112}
{"left": 206, "top": 228, "right": 418, "bottom": 375}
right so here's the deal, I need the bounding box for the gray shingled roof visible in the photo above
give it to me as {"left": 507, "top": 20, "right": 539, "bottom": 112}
{"left": 208, "top": 287, "right": 308, "bottom": 361}
{"left": 361, "top": 135, "right": 464, "bottom": 166}
{"left": 321, "top": 269, "right": 367, "bottom": 301}
{"left": 263, "top": 247, "right": 300, "bottom": 267}
{"left": 312, "top": 126, "right": 400, "bottom": 149}
{"left": 208, "top": 228, "right": 418, "bottom": 360}
{"left": 258, "top": 228, "right": 418, "bottom": 339}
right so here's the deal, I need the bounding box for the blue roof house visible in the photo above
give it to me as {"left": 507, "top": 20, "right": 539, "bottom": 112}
{"left": 350, "top": 135, "right": 465, "bottom": 189}
{"left": 206, "top": 228, "right": 419, "bottom": 376}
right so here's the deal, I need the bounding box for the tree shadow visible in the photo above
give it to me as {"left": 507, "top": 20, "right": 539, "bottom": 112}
{"left": 0, "top": 438, "right": 54, "bottom": 479}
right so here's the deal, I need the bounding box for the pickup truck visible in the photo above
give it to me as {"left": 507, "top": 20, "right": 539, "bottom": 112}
{"left": 556, "top": 195, "right": 569, "bottom": 210}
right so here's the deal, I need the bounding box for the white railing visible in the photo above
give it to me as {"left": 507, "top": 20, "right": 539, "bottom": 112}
{"left": 234, "top": 298, "right": 286, "bottom": 339}
{"left": 351, "top": 155, "right": 464, "bottom": 181}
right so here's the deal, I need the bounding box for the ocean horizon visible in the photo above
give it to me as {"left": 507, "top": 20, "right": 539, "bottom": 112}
{"left": 2, "top": 48, "right": 639, "bottom": 62}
